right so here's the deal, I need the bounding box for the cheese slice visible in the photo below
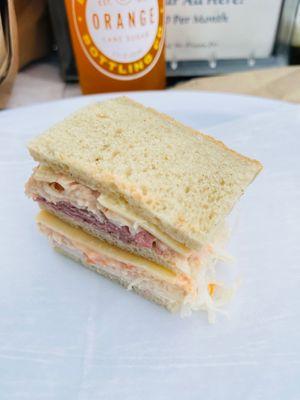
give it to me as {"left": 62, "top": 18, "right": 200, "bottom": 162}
{"left": 98, "top": 193, "right": 192, "bottom": 256}
{"left": 36, "top": 210, "right": 178, "bottom": 282}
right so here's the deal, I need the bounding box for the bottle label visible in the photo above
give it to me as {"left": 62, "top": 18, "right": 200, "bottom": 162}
{"left": 73, "top": 0, "right": 164, "bottom": 80}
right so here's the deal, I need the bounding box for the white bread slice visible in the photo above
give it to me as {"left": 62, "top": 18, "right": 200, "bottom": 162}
{"left": 28, "top": 97, "right": 262, "bottom": 250}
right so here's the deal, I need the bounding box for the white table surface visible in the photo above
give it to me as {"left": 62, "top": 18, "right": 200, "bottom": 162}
{"left": 0, "top": 91, "right": 299, "bottom": 400}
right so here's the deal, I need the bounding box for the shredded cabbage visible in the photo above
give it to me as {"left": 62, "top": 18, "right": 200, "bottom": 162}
{"left": 181, "top": 222, "right": 237, "bottom": 323}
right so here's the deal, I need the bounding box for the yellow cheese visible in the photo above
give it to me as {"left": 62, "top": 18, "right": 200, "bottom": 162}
{"left": 98, "top": 193, "right": 191, "bottom": 257}
{"left": 36, "top": 210, "right": 177, "bottom": 281}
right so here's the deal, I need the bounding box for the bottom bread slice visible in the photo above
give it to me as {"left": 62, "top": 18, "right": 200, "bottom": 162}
{"left": 36, "top": 210, "right": 234, "bottom": 320}
{"left": 36, "top": 210, "right": 192, "bottom": 312}
{"left": 54, "top": 245, "right": 185, "bottom": 312}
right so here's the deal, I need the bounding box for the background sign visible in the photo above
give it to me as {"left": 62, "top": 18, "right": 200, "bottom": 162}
{"left": 166, "top": 0, "right": 283, "bottom": 61}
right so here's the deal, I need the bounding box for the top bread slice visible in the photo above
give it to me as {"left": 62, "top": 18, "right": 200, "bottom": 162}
{"left": 28, "top": 96, "right": 262, "bottom": 250}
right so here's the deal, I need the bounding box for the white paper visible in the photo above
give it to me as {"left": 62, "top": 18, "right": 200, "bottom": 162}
{"left": 0, "top": 92, "right": 299, "bottom": 400}
{"left": 166, "top": 0, "right": 283, "bottom": 61}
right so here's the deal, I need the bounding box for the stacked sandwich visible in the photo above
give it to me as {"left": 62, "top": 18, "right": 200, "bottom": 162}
{"left": 26, "top": 97, "right": 262, "bottom": 319}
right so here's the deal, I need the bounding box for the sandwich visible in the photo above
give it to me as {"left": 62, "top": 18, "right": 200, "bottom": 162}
{"left": 26, "top": 97, "right": 262, "bottom": 319}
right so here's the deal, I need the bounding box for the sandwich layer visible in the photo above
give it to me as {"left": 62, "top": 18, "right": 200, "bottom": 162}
{"left": 36, "top": 210, "right": 193, "bottom": 311}
{"left": 36, "top": 211, "right": 232, "bottom": 319}
{"left": 39, "top": 199, "right": 192, "bottom": 274}
{"left": 28, "top": 96, "right": 263, "bottom": 250}
{"left": 26, "top": 165, "right": 204, "bottom": 275}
